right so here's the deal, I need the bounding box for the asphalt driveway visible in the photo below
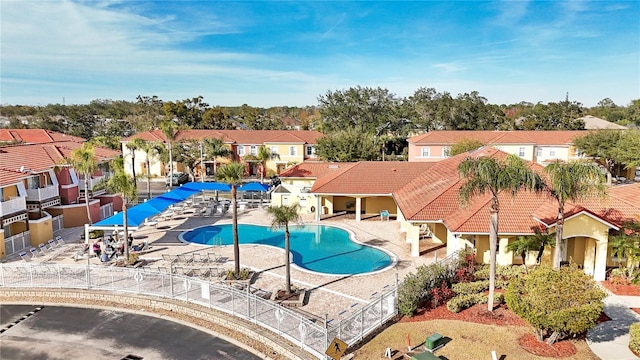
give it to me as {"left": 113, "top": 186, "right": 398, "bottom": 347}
{"left": 0, "top": 305, "right": 261, "bottom": 360}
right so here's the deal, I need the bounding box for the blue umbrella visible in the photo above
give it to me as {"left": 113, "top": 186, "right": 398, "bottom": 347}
{"left": 145, "top": 197, "right": 179, "bottom": 211}
{"left": 238, "top": 182, "right": 270, "bottom": 192}
{"left": 183, "top": 182, "right": 232, "bottom": 192}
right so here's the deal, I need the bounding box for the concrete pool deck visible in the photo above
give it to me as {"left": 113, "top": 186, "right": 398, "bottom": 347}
{"left": 4, "top": 206, "right": 442, "bottom": 321}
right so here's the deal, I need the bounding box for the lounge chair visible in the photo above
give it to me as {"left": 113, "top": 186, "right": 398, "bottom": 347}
{"left": 380, "top": 209, "right": 390, "bottom": 221}
{"left": 162, "top": 254, "right": 177, "bottom": 263}
{"left": 176, "top": 254, "right": 193, "bottom": 264}
{"left": 29, "top": 247, "right": 40, "bottom": 258}
{"left": 19, "top": 251, "right": 30, "bottom": 262}
{"left": 38, "top": 243, "right": 49, "bottom": 254}
{"left": 48, "top": 239, "right": 58, "bottom": 249}
{"left": 55, "top": 236, "right": 65, "bottom": 246}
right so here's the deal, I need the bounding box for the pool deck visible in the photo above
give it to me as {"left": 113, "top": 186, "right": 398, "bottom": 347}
{"left": 5, "top": 206, "right": 443, "bottom": 321}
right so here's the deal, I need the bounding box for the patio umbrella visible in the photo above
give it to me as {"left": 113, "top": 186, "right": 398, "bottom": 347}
{"left": 183, "top": 182, "right": 232, "bottom": 192}
{"left": 145, "top": 197, "right": 179, "bottom": 211}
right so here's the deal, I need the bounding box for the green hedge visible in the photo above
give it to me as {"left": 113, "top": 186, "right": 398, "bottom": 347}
{"left": 446, "top": 293, "right": 504, "bottom": 313}
{"left": 474, "top": 265, "right": 525, "bottom": 281}
{"left": 631, "top": 323, "right": 640, "bottom": 356}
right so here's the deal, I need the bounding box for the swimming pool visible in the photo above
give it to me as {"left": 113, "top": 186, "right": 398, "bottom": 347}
{"left": 180, "top": 224, "right": 394, "bottom": 275}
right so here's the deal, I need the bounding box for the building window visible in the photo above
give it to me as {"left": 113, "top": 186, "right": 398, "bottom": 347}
{"left": 518, "top": 147, "right": 525, "bottom": 157}
{"left": 238, "top": 146, "right": 245, "bottom": 156}
{"left": 306, "top": 146, "right": 316, "bottom": 156}
{"left": 549, "top": 148, "right": 556, "bottom": 157}
{"left": 535, "top": 147, "right": 543, "bottom": 157}
{"left": 289, "top": 146, "right": 297, "bottom": 156}
{"left": 421, "top": 147, "right": 430, "bottom": 157}
{"left": 442, "top": 147, "right": 450, "bottom": 157}
{"left": 270, "top": 146, "right": 278, "bottom": 154}
{"left": 250, "top": 145, "right": 257, "bottom": 156}
{"left": 299, "top": 197, "right": 307, "bottom": 207}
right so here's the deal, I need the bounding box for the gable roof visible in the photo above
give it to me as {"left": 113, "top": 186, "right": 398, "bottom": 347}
{"left": 577, "top": 115, "right": 627, "bottom": 130}
{"left": 279, "top": 161, "right": 356, "bottom": 179}
{"left": 124, "top": 129, "right": 323, "bottom": 145}
{"left": 0, "top": 129, "right": 85, "bottom": 144}
{"left": 311, "top": 161, "right": 434, "bottom": 195}
{"left": 408, "top": 130, "right": 585, "bottom": 147}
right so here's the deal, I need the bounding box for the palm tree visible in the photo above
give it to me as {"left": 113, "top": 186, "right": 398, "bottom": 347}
{"left": 68, "top": 143, "right": 98, "bottom": 224}
{"left": 256, "top": 145, "right": 280, "bottom": 182}
{"left": 216, "top": 162, "right": 246, "bottom": 275}
{"left": 127, "top": 138, "right": 147, "bottom": 188}
{"left": 507, "top": 229, "right": 555, "bottom": 273}
{"left": 267, "top": 203, "right": 301, "bottom": 294}
{"left": 202, "top": 137, "right": 232, "bottom": 178}
{"left": 138, "top": 140, "right": 163, "bottom": 200}
{"left": 160, "top": 119, "right": 177, "bottom": 187}
{"left": 458, "top": 153, "right": 545, "bottom": 311}
{"left": 544, "top": 161, "right": 607, "bottom": 270}
{"left": 106, "top": 156, "right": 137, "bottom": 264}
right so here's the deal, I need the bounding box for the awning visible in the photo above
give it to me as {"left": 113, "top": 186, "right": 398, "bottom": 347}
{"left": 238, "top": 182, "right": 270, "bottom": 192}
{"left": 183, "top": 182, "right": 232, "bottom": 192}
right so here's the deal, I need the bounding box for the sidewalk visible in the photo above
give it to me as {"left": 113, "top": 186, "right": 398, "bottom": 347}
{"left": 587, "top": 290, "right": 640, "bottom": 360}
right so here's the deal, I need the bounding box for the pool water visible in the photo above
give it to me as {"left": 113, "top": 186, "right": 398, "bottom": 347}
{"left": 180, "top": 224, "right": 394, "bottom": 275}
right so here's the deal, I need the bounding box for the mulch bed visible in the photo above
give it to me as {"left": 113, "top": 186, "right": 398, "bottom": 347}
{"left": 518, "top": 334, "right": 578, "bottom": 357}
{"left": 600, "top": 280, "right": 640, "bottom": 296}
{"left": 400, "top": 302, "right": 608, "bottom": 357}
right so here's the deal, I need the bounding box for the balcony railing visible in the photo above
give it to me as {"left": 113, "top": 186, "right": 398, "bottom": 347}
{"left": 0, "top": 196, "right": 27, "bottom": 217}
{"left": 78, "top": 175, "right": 105, "bottom": 191}
{"left": 26, "top": 185, "right": 59, "bottom": 202}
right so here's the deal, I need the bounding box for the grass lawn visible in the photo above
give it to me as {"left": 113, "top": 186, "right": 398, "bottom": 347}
{"left": 351, "top": 319, "right": 599, "bottom": 360}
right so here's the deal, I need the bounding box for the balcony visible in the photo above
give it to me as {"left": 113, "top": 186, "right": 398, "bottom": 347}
{"left": 0, "top": 196, "right": 27, "bottom": 217}
{"left": 26, "top": 184, "right": 59, "bottom": 202}
{"left": 78, "top": 175, "right": 105, "bottom": 191}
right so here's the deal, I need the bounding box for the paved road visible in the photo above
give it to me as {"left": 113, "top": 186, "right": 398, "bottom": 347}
{"left": 0, "top": 305, "right": 262, "bottom": 360}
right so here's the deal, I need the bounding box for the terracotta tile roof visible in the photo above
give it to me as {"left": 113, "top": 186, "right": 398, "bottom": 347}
{"left": 0, "top": 168, "right": 26, "bottom": 186}
{"left": 311, "top": 162, "right": 433, "bottom": 195}
{"left": 0, "top": 143, "right": 119, "bottom": 187}
{"left": 0, "top": 129, "right": 85, "bottom": 144}
{"left": 532, "top": 183, "right": 640, "bottom": 228}
{"left": 124, "top": 130, "right": 322, "bottom": 145}
{"left": 408, "top": 130, "right": 584, "bottom": 146}
{"left": 395, "top": 147, "right": 557, "bottom": 234}
{"left": 279, "top": 161, "right": 356, "bottom": 179}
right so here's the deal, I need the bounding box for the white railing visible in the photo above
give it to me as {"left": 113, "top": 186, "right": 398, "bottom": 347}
{"left": 0, "top": 263, "right": 399, "bottom": 359}
{"left": 26, "top": 185, "right": 59, "bottom": 202}
{"left": 0, "top": 196, "right": 26, "bottom": 217}
{"left": 52, "top": 215, "right": 64, "bottom": 233}
{"left": 100, "top": 203, "right": 113, "bottom": 220}
{"left": 78, "top": 176, "right": 105, "bottom": 191}
{"left": 3, "top": 231, "right": 31, "bottom": 256}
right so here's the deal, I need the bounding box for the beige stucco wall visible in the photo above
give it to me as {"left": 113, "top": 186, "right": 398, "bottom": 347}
{"left": 362, "top": 196, "right": 396, "bottom": 215}
{"left": 0, "top": 232, "right": 5, "bottom": 258}
{"left": 28, "top": 215, "right": 53, "bottom": 246}
{"left": 281, "top": 178, "right": 316, "bottom": 187}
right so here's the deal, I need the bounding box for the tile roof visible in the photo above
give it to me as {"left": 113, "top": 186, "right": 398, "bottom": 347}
{"left": 408, "top": 130, "right": 585, "bottom": 146}
{"left": 311, "top": 162, "right": 433, "bottom": 195}
{"left": 0, "top": 142, "right": 120, "bottom": 187}
{"left": 279, "top": 161, "right": 356, "bottom": 179}
{"left": 577, "top": 115, "right": 627, "bottom": 130}
{"left": 124, "top": 130, "right": 323, "bottom": 145}
{"left": 0, "top": 129, "right": 85, "bottom": 144}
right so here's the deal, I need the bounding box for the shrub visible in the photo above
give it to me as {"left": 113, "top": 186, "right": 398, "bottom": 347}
{"left": 505, "top": 265, "right": 606, "bottom": 344}
{"left": 452, "top": 280, "right": 489, "bottom": 295}
{"left": 446, "top": 293, "right": 504, "bottom": 313}
{"left": 474, "top": 265, "right": 525, "bottom": 282}
{"left": 225, "top": 267, "right": 252, "bottom": 280}
{"left": 630, "top": 323, "right": 640, "bottom": 356}
{"left": 398, "top": 250, "right": 469, "bottom": 317}
{"left": 430, "top": 282, "right": 455, "bottom": 308}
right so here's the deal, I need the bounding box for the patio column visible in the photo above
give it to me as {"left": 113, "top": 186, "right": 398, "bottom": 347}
{"left": 315, "top": 196, "right": 321, "bottom": 222}
{"left": 593, "top": 239, "right": 608, "bottom": 281}
{"left": 355, "top": 197, "right": 362, "bottom": 221}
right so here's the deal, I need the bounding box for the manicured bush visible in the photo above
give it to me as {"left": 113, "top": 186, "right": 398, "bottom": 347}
{"left": 446, "top": 293, "right": 504, "bottom": 313}
{"left": 474, "top": 265, "right": 525, "bottom": 281}
{"left": 630, "top": 323, "right": 640, "bottom": 356}
{"left": 452, "top": 280, "right": 490, "bottom": 295}
{"left": 505, "top": 264, "right": 606, "bottom": 344}
{"left": 398, "top": 250, "right": 471, "bottom": 317}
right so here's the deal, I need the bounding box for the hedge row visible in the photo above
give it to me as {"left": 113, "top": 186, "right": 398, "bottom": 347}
{"left": 452, "top": 279, "right": 510, "bottom": 295}
{"left": 631, "top": 323, "right": 640, "bottom": 356}
{"left": 474, "top": 265, "right": 525, "bottom": 281}
{"left": 446, "top": 293, "right": 505, "bottom": 313}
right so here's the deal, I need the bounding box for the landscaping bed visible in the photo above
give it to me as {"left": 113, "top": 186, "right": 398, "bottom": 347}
{"left": 600, "top": 280, "right": 640, "bottom": 296}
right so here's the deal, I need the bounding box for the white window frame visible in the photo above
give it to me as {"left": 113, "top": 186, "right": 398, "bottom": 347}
{"left": 535, "top": 147, "right": 543, "bottom": 157}
{"left": 289, "top": 146, "right": 297, "bottom": 156}
{"left": 549, "top": 148, "right": 556, "bottom": 157}
{"left": 238, "top": 146, "right": 245, "bottom": 156}
{"left": 518, "top": 147, "right": 525, "bottom": 157}
{"left": 270, "top": 146, "right": 279, "bottom": 155}
{"left": 421, "top": 147, "right": 430, "bottom": 157}
{"left": 442, "top": 147, "right": 450, "bottom": 158}
{"left": 250, "top": 145, "right": 257, "bottom": 156}
{"left": 306, "top": 146, "right": 315, "bottom": 156}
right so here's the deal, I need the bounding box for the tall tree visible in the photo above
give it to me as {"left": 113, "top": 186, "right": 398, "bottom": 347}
{"left": 137, "top": 140, "right": 163, "bottom": 199}
{"left": 266, "top": 203, "right": 302, "bottom": 294}
{"left": 507, "top": 229, "right": 555, "bottom": 273}
{"left": 160, "top": 119, "right": 177, "bottom": 187}
{"left": 106, "top": 156, "right": 137, "bottom": 264}
{"left": 202, "top": 137, "right": 232, "bottom": 177}
{"left": 447, "top": 138, "right": 486, "bottom": 157}
{"left": 615, "top": 129, "right": 640, "bottom": 169}
{"left": 256, "top": 145, "right": 280, "bottom": 182}
{"left": 544, "top": 161, "right": 607, "bottom": 270}
{"left": 316, "top": 127, "right": 380, "bottom": 162}
{"left": 216, "top": 162, "right": 246, "bottom": 275}
{"left": 126, "top": 138, "right": 147, "bottom": 188}
{"left": 458, "top": 153, "right": 545, "bottom": 311}
{"left": 573, "top": 130, "right": 623, "bottom": 181}
{"left": 67, "top": 143, "right": 98, "bottom": 224}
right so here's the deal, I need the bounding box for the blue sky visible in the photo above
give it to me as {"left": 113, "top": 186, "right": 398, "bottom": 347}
{"left": 1, "top": 0, "right": 638, "bottom": 107}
